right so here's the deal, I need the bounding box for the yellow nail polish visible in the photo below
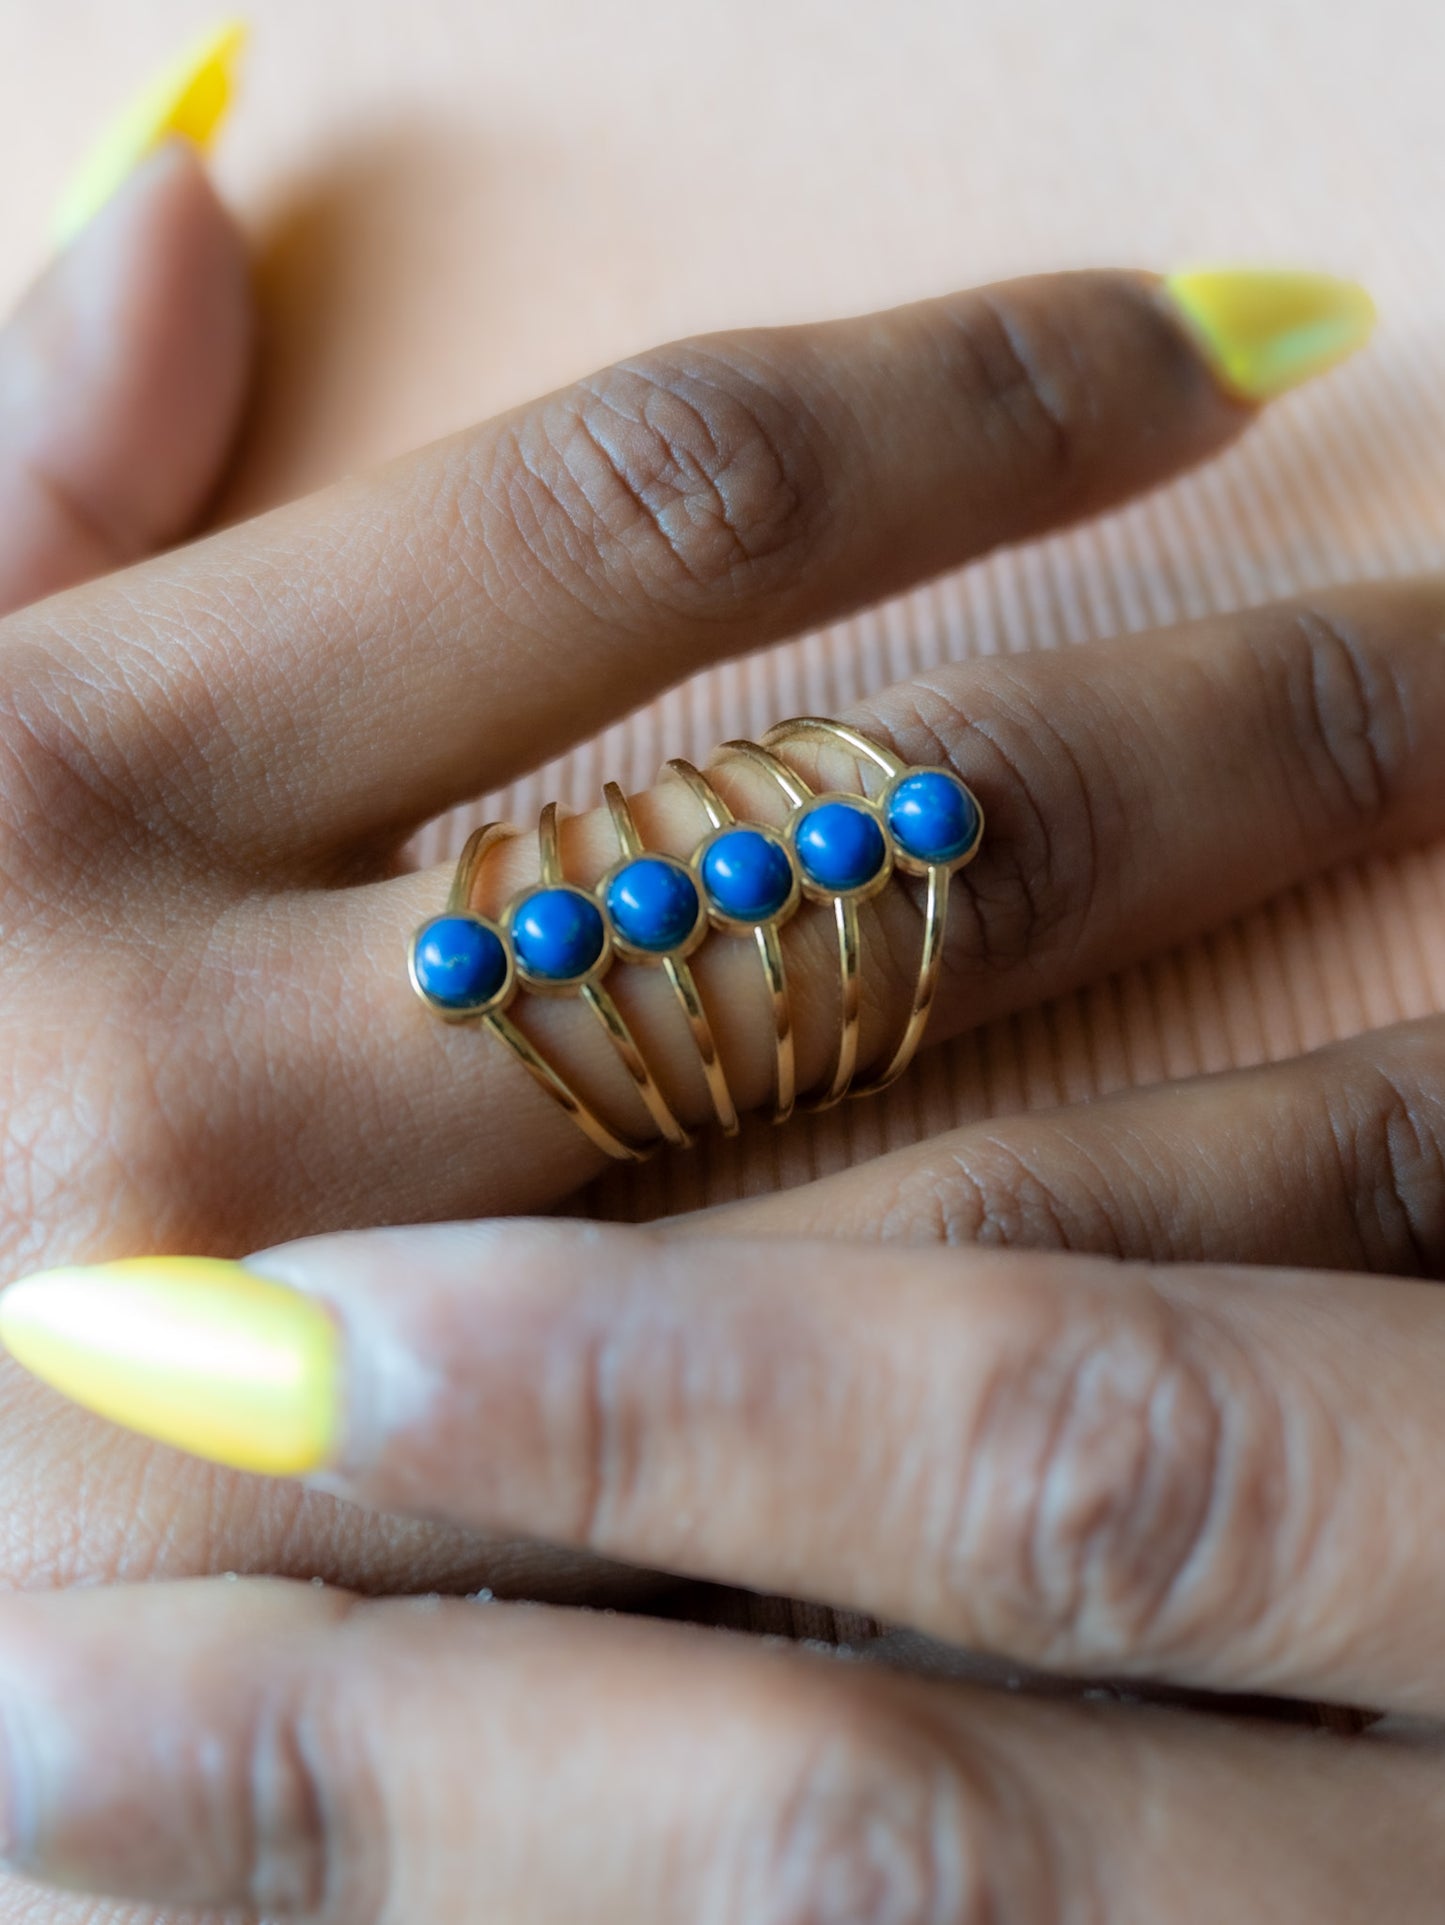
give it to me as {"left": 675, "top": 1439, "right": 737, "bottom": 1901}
{"left": 53, "top": 20, "right": 248, "bottom": 248}
{"left": 1162, "top": 267, "right": 1376, "bottom": 402}
{"left": 0, "top": 1257, "right": 338, "bottom": 1476}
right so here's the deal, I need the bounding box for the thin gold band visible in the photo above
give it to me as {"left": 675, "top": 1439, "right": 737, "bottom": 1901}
{"left": 665, "top": 757, "right": 796, "bottom": 1124}
{"left": 717, "top": 739, "right": 862, "bottom": 1111}
{"left": 449, "top": 820, "right": 651, "bottom": 1163}
{"left": 602, "top": 782, "right": 740, "bottom": 1137}
{"left": 762, "top": 716, "right": 977, "bottom": 1096}
{"left": 536, "top": 804, "right": 692, "bottom": 1149}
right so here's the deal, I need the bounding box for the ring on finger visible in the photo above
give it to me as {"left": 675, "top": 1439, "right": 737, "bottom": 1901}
{"left": 408, "top": 719, "right": 984, "bottom": 1154}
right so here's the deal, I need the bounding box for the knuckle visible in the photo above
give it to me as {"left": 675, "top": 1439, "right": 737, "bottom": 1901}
{"left": 750, "top": 1695, "right": 1050, "bottom": 1925}
{"left": 0, "top": 658, "right": 126, "bottom": 904}
{"left": 1323, "top": 1052, "right": 1445, "bottom": 1275}
{"left": 939, "top": 291, "right": 1085, "bottom": 503}
{"left": 878, "top": 1133, "right": 1123, "bottom": 1258}
{"left": 243, "top": 1654, "right": 389, "bottom": 1923}
{"left": 514, "top": 345, "right": 829, "bottom": 609}
{"left": 562, "top": 1236, "right": 729, "bottom": 1547}
{"left": 867, "top": 670, "right": 1108, "bottom": 983}
{"left": 1269, "top": 605, "right": 1412, "bottom": 834}
{"left": 241, "top": 1681, "right": 334, "bottom": 1914}
{"left": 567, "top": 1311, "right": 659, "bottom": 1548}
{"left": 876, "top": 1147, "right": 1024, "bottom": 1248}
{"left": 937, "top": 1282, "right": 1283, "bottom": 1665}
{"left": 0, "top": 619, "right": 208, "bottom": 899}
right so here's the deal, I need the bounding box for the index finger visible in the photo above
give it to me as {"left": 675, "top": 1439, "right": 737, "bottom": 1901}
{"left": 0, "top": 269, "right": 1369, "bottom": 864}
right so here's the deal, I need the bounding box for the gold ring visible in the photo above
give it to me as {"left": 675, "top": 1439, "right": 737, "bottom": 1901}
{"left": 762, "top": 718, "right": 983, "bottom": 1094}
{"left": 599, "top": 782, "right": 740, "bottom": 1137}
{"left": 665, "top": 758, "right": 799, "bottom": 1124}
{"left": 408, "top": 720, "right": 983, "bottom": 1154}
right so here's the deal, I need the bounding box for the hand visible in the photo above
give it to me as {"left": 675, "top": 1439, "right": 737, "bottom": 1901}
{"left": 0, "top": 204, "right": 1347, "bottom": 1586}
{"left": 0, "top": 152, "right": 1438, "bottom": 1914}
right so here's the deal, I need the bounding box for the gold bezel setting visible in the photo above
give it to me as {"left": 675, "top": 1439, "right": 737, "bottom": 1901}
{"left": 407, "top": 911, "right": 516, "bottom": 1023}
{"left": 502, "top": 883, "right": 615, "bottom": 999}
{"left": 880, "top": 767, "right": 985, "bottom": 879}
{"left": 785, "top": 790, "right": 896, "bottom": 907}
{"left": 692, "top": 821, "right": 803, "bottom": 938}
{"left": 597, "top": 851, "right": 710, "bottom": 967}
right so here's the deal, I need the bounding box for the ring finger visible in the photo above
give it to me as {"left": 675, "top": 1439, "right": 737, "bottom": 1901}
{"left": 299, "top": 576, "right": 1445, "bottom": 1221}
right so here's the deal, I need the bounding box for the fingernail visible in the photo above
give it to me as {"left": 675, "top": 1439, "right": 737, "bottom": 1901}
{"left": 0, "top": 1258, "right": 338, "bottom": 1476}
{"left": 1161, "top": 267, "right": 1377, "bottom": 401}
{"left": 53, "top": 19, "right": 247, "bottom": 248}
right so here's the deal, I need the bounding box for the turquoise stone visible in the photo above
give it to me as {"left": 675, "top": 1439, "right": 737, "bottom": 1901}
{"left": 512, "top": 887, "right": 607, "bottom": 982}
{"left": 606, "top": 857, "right": 701, "bottom": 954}
{"left": 886, "top": 771, "right": 980, "bottom": 864}
{"left": 795, "top": 800, "right": 887, "bottom": 892}
{"left": 412, "top": 914, "right": 509, "bottom": 1011}
{"left": 701, "top": 828, "right": 794, "bottom": 923}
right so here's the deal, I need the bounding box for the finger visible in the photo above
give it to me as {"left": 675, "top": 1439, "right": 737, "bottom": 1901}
{"left": 51, "top": 576, "right": 1445, "bottom": 1236}
{"left": 0, "top": 267, "right": 1352, "bottom": 859}
{"left": 18, "top": 1224, "right": 1445, "bottom": 1710}
{"left": 313, "top": 577, "right": 1445, "bottom": 1217}
{"left": 0, "top": 141, "right": 252, "bottom": 616}
{"left": 14, "top": 574, "right": 1445, "bottom": 1245}
{"left": 686, "top": 1014, "right": 1445, "bottom": 1277}
{"left": 0, "top": 1578, "right": 1438, "bottom": 1918}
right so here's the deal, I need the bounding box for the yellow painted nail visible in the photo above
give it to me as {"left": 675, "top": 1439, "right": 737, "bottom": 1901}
{"left": 0, "top": 1257, "right": 338, "bottom": 1476}
{"left": 53, "top": 19, "right": 248, "bottom": 248}
{"left": 1162, "top": 267, "right": 1376, "bottom": 402}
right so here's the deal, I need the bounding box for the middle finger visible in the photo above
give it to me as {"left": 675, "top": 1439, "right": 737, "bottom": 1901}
{"left": 0, "top": 268, "right": 1249, "bottom": 864}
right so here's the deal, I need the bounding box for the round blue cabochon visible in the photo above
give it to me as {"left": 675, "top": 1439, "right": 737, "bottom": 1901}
{"left": 701, "top": 828, "right": 794, "bottom": 922}
{"left": 512, "top": 887, "right": 607, "bottom": 981}
{"left": 412, "top": 914, "right": 509, "bottom": 1010}
{"left": 886, "top": 771, "right": 980, "bottom": 864}
{"left": 606, "top": 857, "right": 701, "bottom": 953}
{"left": 795, "top": 800, "right": 887, "bottom": 891}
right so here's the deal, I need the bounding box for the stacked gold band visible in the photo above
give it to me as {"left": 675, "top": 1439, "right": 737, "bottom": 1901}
{"left": 408, "top": 718, "right": 983, "bottom": 1157}
{"left": 601, "top": 781, "right": 739, "bottom": 1137}
{"left": 665, "top": 758, "right": 798, "bottom": 1123}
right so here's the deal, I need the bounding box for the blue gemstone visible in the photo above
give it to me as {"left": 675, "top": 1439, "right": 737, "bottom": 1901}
{"left": 886, "top": 771, "right": 981, "bottom": 864}
{"left": 412, "top": 914, "right": 509, "bottom": 1011}
{"left": 512, "top": 887, "right": 607, "bottom": 982}
{"left": 606, "top": 857, "right": 700, "bottom": 954}
{"left": 795, "top": 800, "right": 887, "bottom": 892}
{"left": 701, "top": 828, "right": 794, "bottom": 923}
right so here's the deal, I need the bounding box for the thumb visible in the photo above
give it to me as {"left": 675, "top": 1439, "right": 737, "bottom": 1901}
{"left": 0, "top": 136, "right": 253, "bottom": 616}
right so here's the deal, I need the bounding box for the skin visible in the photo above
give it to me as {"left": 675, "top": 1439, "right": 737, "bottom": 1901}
{"left": 3, "top": 141, "right": 1445, "bottom": 1919}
